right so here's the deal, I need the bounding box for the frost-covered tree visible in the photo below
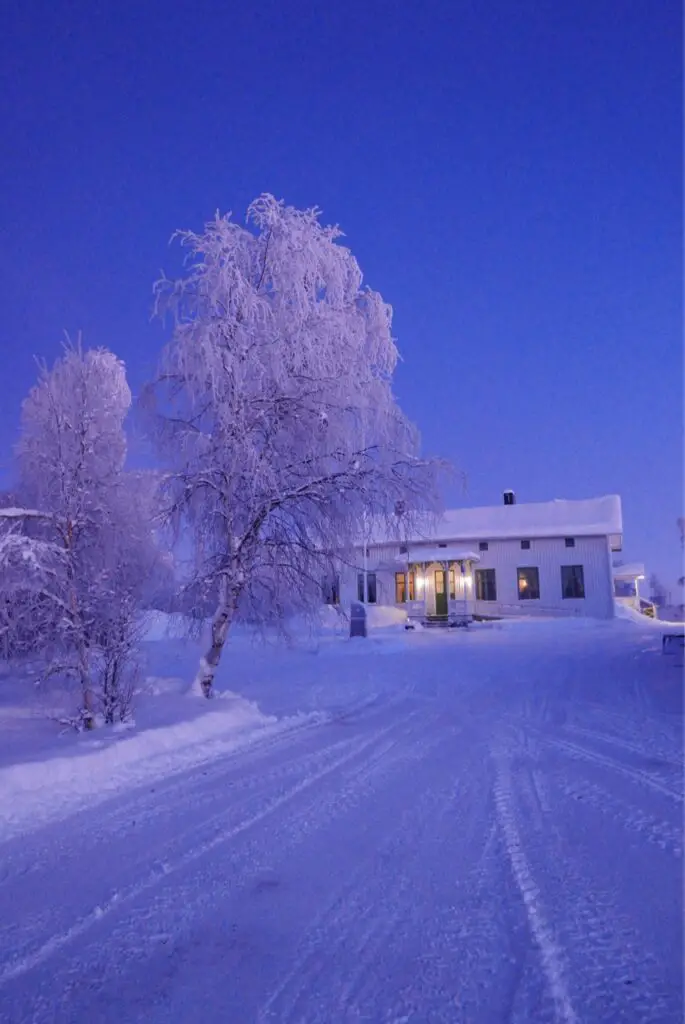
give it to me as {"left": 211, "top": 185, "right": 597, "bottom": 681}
{"left": 147, "top": 194, "right": 440, "bottom": 697}
{"left": 0, "top": 505, "right": 65, "bottom": 660}
{"left": 5, "top": 342, "right": 157, "bottom": 724}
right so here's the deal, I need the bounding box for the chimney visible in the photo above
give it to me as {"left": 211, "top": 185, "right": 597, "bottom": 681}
{"left": 503, "top": 489, "right": 516, "bottom": 506}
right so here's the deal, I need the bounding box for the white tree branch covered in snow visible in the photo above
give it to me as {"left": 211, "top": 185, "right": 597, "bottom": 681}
{"left": 146, "top": 194, "right": 441, "bottom": 697}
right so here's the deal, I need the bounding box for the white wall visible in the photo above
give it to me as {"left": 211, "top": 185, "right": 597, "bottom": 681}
{"left": 470, "top": 535, "right": 615, "bottom": 619}
{"left": 337, "top": 535, "right": 615, "bottom": 620}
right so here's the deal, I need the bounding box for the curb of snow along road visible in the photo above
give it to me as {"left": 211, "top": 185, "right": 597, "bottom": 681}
{"left": 0, "top": 694, "right": 313, "bottom": 843}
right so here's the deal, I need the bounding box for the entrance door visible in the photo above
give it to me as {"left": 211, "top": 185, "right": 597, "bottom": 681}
{"left": 434, "top": 569, "right": 448, "bottom": 616}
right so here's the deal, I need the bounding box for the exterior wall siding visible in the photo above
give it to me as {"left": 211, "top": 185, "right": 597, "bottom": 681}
{"left": 337, "top": 535, "right": 615, "bottom": 620}
{"left": 470, "top": 535, "right": 614, "bottom": 619}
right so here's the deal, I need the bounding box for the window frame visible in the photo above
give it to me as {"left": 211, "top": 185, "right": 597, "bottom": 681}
{"left": 517, "top": 566, "right": 540, "bottom": 601}
{"left": 521, "top": 539, "right": 531, "bottom": 550}
{"left": 564, "top": 537, "right": 575, "bottom": 548}
{"left": 561, "top": 564, "right": 585, "bottom": 599}
{"left": 479, "top": 541, "right": 489, "bottom": 552}
{"left": 395, "top": 571, "right": 406, "bottom": 604}
{"left": 475, "top": 567, "right": 497, "bottom": 602}
{"left": 408, "top": 570, "right": 416, "bottom": 602}
{"left": 323, "top": 575, "right": 340, "bottom": 606}
{"left": 449, "top": 567, "right": 456, "bottom": 599}
{"left": 366, "top": 572, "right": 378, "bottom": 604}
{"left": 357, "top": 573, "right": 365, "bottom": 603}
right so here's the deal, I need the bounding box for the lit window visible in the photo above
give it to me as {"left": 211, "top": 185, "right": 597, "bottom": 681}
{"left": 517, "top": 567, "right": 540, "bottom": 600}
{"left": 395, "top": 572, "right": 406, "bottom": 604}
{"left": 449, "top": 568, "right": 456, "bottom": 599}
{"left": 408, "top": 571, "right": 416, "bottom": 601}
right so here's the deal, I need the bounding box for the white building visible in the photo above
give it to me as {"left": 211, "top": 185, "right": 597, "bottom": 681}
{"left": 613, "top": 562, "right": 646, "bottom": 614}
{"left": 337, "top": 492, "right": 623, "bottom": 623}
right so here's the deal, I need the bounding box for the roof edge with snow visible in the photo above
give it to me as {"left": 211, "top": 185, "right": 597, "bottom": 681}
{"left": 365, "top": 495, "right": 623, "bottom": 546}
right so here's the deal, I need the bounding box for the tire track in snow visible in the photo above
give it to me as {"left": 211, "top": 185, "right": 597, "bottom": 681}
{"left": 0, "top": 710, "right": 423, "bottom": 987}
{"left": 552, "top": 772, "right": 682, "bottom": 857}
{"left": 257, "top": 758, "right": 459, "bottom": 1024}
{"left": 562, "top": 724, "right": 683, "bottom": 771}
{"left": 89, "top": 709, "right": 440, "bottom": 996}
{"left": 0, "top": 690, "right": 410, "bottom": 852}
{"left": 24, "top": 707, "right": 448, "bottom": 1024}
{"left": 578, "top": 702, "right": 681, "bottom": 755}
{"left": 540, "top": 734, "right": 683, "bottom": 803}
{"left": 0, "top": 727, "right": 413, "bottom": 962}
{"left": 491, "top": 749, "right": 579, "bottom": 1024}
{"left": 518, "top": 768, "right": 681, "bottom": 1022}
{"left": 0, "top": 693, "right": 424, "bottom": 942}
{"left": 327, "top": 777, "right": 456, "bottom": 1019}
{"left": 501, "top": 731, "right": 682, "bottom": 1022}
{"left": 0, "top": 728, "right": 368, "bottom": 887}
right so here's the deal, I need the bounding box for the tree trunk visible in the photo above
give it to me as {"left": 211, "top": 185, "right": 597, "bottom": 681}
{"left": 193, "top": 577, "right": 236, "bottom": 698}
{"left": 76, "top": 642, "right": 95, "bottom": 728}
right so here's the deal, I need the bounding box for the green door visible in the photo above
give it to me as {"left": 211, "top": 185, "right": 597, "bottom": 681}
{"left": 434, "top": 569, "right": 448, "bottom": 617}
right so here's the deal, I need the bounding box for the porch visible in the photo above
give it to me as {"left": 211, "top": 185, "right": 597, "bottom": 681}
{"left": 393, "top": 548, "right": 480, "bottom": 626}
{"left": 613, "top": 562, "right": 645, "bottom": 613}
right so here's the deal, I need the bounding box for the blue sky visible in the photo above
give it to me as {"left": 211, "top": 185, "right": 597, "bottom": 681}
{"left": 1, "top": 1, "right": 681, "bottom": 591}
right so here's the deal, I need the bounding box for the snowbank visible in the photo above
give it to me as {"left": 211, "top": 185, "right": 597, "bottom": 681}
{"left": 0, "top": 677, "right": 308, "bottom": 842}
{"left": 614, "top": 602, "right": 683, "bottom": 629}
{"left": 364, "top": 605, "right": 408, "bottom": 630}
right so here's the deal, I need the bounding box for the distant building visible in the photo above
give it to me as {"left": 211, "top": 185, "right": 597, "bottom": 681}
{"left": 335, "top": 492, "right": 622, "bottom": 623}
{"left": 613, "top": 562, "right": 646, "bottom": 614}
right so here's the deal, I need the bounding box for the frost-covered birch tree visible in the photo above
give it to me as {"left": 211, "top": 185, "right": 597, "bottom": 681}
{"left": 5, "top": 342, "right": 157, "bottom": 724}
{"left": 147, "top": 194, "right": 440, "bottom": 698}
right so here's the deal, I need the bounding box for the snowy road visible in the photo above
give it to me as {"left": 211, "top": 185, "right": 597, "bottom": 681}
{"left": 0, "top": 627, "right": 682, "bottom": 1022}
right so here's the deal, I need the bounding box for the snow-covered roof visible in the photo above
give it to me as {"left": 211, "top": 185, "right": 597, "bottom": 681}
{"left": 612, "top": 562, "right": 645, "bottom": 580}
{"left": 368, "top": 495, "right": 622, "bottom": 546}
{"left": 394, "top": 547, "right": 481, "bottom": 564}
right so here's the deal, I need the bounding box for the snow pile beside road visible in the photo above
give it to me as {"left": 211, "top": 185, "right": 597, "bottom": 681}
{"left": 615, "top": 602, "right": 682, "bottom": 629}
{"left": 0, "top": 677, "right": 299, "bottom": 842}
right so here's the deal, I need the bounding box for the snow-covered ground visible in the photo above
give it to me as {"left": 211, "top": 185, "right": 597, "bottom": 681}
{"left": 0, "top": 614, "right": 682, "bottom": 1022}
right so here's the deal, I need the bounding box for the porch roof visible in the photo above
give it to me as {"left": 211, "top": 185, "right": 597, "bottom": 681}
{"left": 396, "top": 548, "right": 481, "bottom": 564}
{"left": 612, "top": 562, "right": 645, "bottom": 580}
